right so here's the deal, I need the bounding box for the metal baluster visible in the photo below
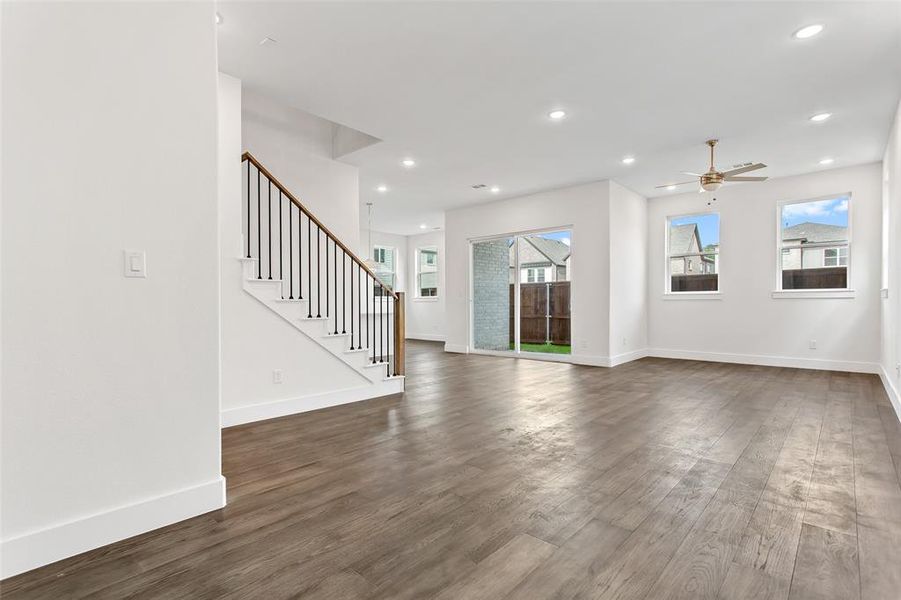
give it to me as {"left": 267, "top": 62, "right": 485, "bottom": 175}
{"left": 256, "top": 168, "right": 261, "bottom": 279}
{"left": 316, "top": 225, "right": 321, "bottom": 318}
{"left": 367, "top": 275, "right": 371, "bottom": 359}
{"left": 342, "top": 251, "right": 347, "bottom": 335}
{"left": 288, "top": 201, "right": 293, "bottom": 299}
{"left": 325, "top": 235, "right": 330, "bottom": 323}
{"left": 389, "top": 295, "right": 393, "bottom": 377}
{"left": 379, "top": 284, "right": 383, "bottom": 363}
{"left": 278, "top": 190, "right": 283, "bottom": 294}
{"left": 307, "top": 213, "right": 312, "bottom": 318}
{"left": 267, "top": 181, "right": 272, "bottom": 279}
{"left": 357, "top": 264, "right": 362, "bottom": 350}
{"left": 246, "top": 160, "right": 251, "bottom": 258}
{"left": 341, "top": 252, "right": 354, "bottom": 350}
{"left": 333, "top": 241, "right": 338, "bottom": 334}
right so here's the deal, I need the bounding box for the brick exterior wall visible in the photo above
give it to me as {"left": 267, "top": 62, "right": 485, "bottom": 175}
{"left": 473, "top": 239, "right": 510, "bottom": 350}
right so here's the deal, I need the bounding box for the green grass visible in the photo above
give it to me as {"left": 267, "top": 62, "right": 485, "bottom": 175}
{"left": 509, "top": 342, "right": 571, "bottom": 354}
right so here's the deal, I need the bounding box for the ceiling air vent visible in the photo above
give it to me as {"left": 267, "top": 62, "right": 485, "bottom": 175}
{"left": 471, "top": 184, "right": 486, "bottom": 189}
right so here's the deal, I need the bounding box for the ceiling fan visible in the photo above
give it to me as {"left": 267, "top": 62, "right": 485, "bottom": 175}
{"left": 657, "top": 139, "right": 767, "bottom": 192}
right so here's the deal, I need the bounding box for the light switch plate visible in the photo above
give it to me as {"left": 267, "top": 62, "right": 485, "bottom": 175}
{"left": 124, "top": 251, "right": 146, "bottom": 278}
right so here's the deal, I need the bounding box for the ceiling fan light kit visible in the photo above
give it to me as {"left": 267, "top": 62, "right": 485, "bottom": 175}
{"left": 656, "top": 139, "right": 768, "bottom": 192}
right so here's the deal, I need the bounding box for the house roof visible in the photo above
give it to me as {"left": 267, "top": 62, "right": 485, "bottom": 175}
{"left": 782, "top": 222, "right": 848, "bottom": 243}
{"left": 669, "top": 223, "right": 700, "bottom": 254}
{"left": 522, "top": 237, "right": 571, "bottom": 266}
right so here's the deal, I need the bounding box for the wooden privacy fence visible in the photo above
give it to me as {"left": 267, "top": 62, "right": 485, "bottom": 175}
{"left": 509, "top": 281, "right": 571, "bottom": 345}
{"left": 782, "top": 267, "right": 847, "bottom": 290}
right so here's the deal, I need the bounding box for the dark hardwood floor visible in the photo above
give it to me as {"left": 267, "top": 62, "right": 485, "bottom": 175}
{"left": 4, "top": 341, "right": 901, "bottom": 599}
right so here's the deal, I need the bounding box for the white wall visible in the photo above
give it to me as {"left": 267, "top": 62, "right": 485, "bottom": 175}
{"left": 647, "top": 163, "right": 883, "bottom": 372}
{"left": 219, "top": 77, "right": 373, "bottom": 426}
{"left": 445, "top": 181, "right": 613, "bottom": 362}
{"left": 242, "top": 88, "right": 360, "bottom": 248}
{"left": 609, "top": 182, "right": 648, "bottom": 363}
{"left": 881, "top": 100, "right": 901, "bottom": 413}
{"left": 1, "top": 2, "right": 223, "bottom": 577}
{"left": 407, "top": 230, "right": 447, "bottom": 342}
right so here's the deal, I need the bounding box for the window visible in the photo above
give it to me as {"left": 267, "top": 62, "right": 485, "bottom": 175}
{"left": 779, "top": 195, "right": 850, "bottom": 290}
{"left": 526, "top": 268, "right": 535, "bottom": 283}
{"left": 667, "top": 213, "right": 719, "bottom": 293}
{"left": 373, "top": 245, "right": 395, "bottom": 296}
{"left": 417, "top": 247, "right": 438, "bottom": 297}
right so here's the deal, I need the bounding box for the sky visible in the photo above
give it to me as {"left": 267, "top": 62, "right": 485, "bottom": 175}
{"left": 671, "top": 213, "right": 720, "bottom": 248}
{"left": 781, "top": 196, "right": 849, "bottom": 228}
{"left": 535, "top": 230, "right": 571, "bottom": 246}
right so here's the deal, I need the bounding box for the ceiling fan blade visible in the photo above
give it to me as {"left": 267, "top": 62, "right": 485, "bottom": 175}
{"left": 681, "top": 171, "right": 704, "bottom": 177}
{"left": 725, "top": 176, "right": 768, "bottom": 182}
{"left": 721, "top": 163, "right": 766, "bottom": 177}
{"left": 655, "top": 180, "right": 697, "bottom": 188}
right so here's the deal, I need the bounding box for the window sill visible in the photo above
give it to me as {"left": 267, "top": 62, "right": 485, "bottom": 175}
{"left": 412, "top": 297, "right": 439, "bottom": 302}
{"left": 771, "top": 289, "right": 855, "bottom": 299}
{"left": 662, "top": 292, "right": 722, "bottom": 300}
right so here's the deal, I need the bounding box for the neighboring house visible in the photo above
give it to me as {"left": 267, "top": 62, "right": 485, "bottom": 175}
{"left": 781, "top": 222, "right": 849, "bottom": 269}
{"left": 509, "top": 237, "right": 571, "bottom": 283}
{"left": 669, "top": 223, "right": 715, "bottom": 275}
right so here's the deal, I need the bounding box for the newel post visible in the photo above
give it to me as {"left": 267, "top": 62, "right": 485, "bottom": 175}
{"left": 394, "top": 292, "right": 405, "bottom": 376}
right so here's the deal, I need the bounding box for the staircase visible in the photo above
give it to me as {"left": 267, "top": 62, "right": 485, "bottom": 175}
{"left": 239, "top": 152, "right": 404, "bottom": 396}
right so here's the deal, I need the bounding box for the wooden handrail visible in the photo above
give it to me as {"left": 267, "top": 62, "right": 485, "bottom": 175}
{"left": 241, "top": 151, "right": 399, "bottom": 300}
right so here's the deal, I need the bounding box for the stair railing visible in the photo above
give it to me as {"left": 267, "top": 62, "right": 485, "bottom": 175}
{"left": 241, "top": 152, "right": 404, "bottom": 378}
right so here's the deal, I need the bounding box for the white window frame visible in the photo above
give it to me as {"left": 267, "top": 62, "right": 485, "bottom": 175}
{"left": 664, "top": 212, "right": 721, "bottom": 299}
{"left": 372, "top": 245, "right": 395, "bottom": 295}
{"left": 773, "top": 193, "right": 854, "bottom": 299}
{"left": 415, "top": 246, "right": 439, "bottom": 300}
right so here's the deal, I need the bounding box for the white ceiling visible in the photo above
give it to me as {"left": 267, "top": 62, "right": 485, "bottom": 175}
{"left": 217, "top": 1, "right": 901, "bottom": 235}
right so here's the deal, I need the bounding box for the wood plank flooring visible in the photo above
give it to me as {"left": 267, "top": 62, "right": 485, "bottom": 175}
{"left": 3, "top": 341, "right": 901, "bottom": 599}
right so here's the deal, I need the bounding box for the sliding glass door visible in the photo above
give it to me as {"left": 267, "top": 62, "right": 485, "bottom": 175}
{"left": 472, "top": 229, "right": 571, "bottom": 357}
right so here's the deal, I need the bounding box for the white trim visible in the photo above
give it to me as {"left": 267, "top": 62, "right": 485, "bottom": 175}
{"left": 0, "top": 476, "right": 226, "bottom": 578}
{"left": 771, "top": 289, "right": 856, "bottom": 299}
{"left": 879, "top": 365, "right": 901, "bottom": 423}
{"left": 663, "top": 292, "right": 723, "bottom": 300}
{"left": 647, "top": 347, "right": 879, "bottom": 374}
{"left": 444, "top": 343, "right": 469, "bottom": 353}
{"left": 220, "top": 380, "right": 404, "bottom": 428}
{"left": 608, "top": 348, "right": 649, "bottom": 366}
{"left": 411, "top": 297, "right": 439, "bottom": 303}
{"left": 406, "top": 333, "right": 446, "bottom": 342}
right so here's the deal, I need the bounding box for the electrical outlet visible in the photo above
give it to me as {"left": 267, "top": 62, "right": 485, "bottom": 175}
{"left": 809, "top": 340, "right": 817, "bottom": 350}
{"left": 272, "top": 369, "right": 283, "bottom": 384}
{"left": 896, "top": 363, "right": 900, "bottom": 376}
{"left": 623, "top": 337, "right": 627, "bottom": 347}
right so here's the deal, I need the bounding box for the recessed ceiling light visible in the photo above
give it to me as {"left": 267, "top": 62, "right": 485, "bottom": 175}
{"left": 490, "top": 186, "right": 500, "bottom": 193}
{"left": 793, "top": 24, "right": 824, "bottom": 39}
{"left": 819, "top": 157, "right": 835, "bottom": 165}
{"left": 215, "top": 12, "right": 223, "bottom": 25}
{"left": 376, "top": 185, "right": 388, "bottom": 192}
{"left": 666, "top": 185, "right": 676, "bottom": 191}
{"left": 419, "top": 224, "right": 427, "bottom": 230}
{"left": 548, "top": 110, "right": 567, "bottom": 120}
{"left": 621, "top": 156, "right": 636, "bottom": 165}
{"left": 401, "top": 158, "right": 416, "bottom": 168}
{"left": 809, "top": 112, "right": 832, "bottom": 122}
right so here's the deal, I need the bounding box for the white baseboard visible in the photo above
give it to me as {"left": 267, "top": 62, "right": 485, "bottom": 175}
{"left": 647, "top": 348, "right": 880, "bottom": 374}
{"left": 406, "top": 333, "right": 446, "bottom": 342}
{"left": 221, "top": 379, "right": 404, "bottom": 428}
{"left": 608, "top": 348, "right": 650, "bottom": 367}
{"left": 0, "top": 476, "right": 226, "bottom": 579}
{"left": 879, "top": 365, "right": 901, "bottom": 423}
{"left": 444, "top": 343, "right": 469, "bottom": 354}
